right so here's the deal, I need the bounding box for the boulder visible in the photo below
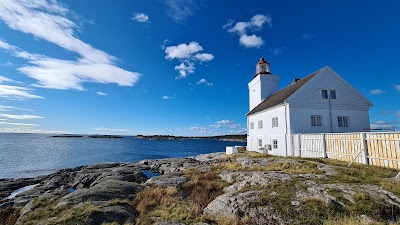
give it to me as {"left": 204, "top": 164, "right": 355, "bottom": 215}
{"left": 61, "top": 180, "right": 143, "bottom": 204}
{"left": 145, "top": 173, "right": 189, "bottom": 187}
{"left": 203, "top": 191, "right": 261, "bottom": 217}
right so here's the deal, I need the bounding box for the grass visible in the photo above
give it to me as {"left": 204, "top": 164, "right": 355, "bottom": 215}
{"left": 16, "top": 196, "right": 136, "bottom": 225}
{"left": 133, "top": 169, "right": 228, "bottom": 224}
{"left": 381, "top": 179, "right": 400, "bottom": 196}
{"left": 0, "top": 207, "right": 20, "bottom": 225}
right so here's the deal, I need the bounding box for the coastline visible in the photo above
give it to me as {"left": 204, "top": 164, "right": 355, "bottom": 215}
{"left": 1, "top": 151, "right": 399, "bottom": 224}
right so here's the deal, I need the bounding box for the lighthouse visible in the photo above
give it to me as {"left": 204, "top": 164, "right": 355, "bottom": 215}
{"left": 248, "top": 58, "right": 280, "bottom": 110}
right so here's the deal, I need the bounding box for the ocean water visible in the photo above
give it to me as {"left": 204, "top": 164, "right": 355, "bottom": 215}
{"left": 0, "top": 133, "right": 244, "bottom": 179}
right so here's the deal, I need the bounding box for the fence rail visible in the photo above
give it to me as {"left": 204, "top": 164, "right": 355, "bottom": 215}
{"left": 292, "top": 132, "right": 400, "bottom": 169}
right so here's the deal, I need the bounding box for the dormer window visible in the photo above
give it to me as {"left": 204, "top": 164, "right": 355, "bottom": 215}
{"left": 322, "top": 89, "right": 337, "bottom": 99}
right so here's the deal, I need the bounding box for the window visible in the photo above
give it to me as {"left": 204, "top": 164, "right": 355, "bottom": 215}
{"left": 272, "top": 117, "right": 278, "bottom": 128}
{"left": 258, "top": 139, "right": 263, "bottom": 147}
{"left": 338, "top": 116, "right": 349, "bottom": 127}
{"left": 321, "top": 90, "right": 328, "bottom": 99}
{"left": 321, "top": 89, "right": 337, "bottom": 99}
{"left": 330, "top": 90, "right": 337, "bottom": 99}
{"left": 272, "top": 139, "right": 278, "bottom": 149}
{"left": 250, "top": 122, "right": 254, "bottom": 130}
{"left": 311, "top": 115, "right": 322, "bottom": 127}
{"left": 258, "top": 120, "right": 263, "bottom": 129}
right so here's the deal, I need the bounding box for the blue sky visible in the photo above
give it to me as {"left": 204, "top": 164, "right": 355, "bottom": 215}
{"left": 0, "top": 0, "right": 399, "bottom": 135}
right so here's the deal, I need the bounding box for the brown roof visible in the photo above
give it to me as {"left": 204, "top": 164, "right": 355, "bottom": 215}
{"left": 246, "top": 69, "right": 320, "bottom": 116}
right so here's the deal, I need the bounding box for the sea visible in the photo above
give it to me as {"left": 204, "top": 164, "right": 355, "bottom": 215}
{"left": 0, "top": 133, "right": 244, "bottom": 179}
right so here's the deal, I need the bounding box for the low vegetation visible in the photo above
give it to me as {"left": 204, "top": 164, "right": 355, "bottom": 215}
{"left": 1, "top": 150, "right": 399, "bottom": 225}
{"left": 133, "top": 169, "right": 228, "bottom": 224}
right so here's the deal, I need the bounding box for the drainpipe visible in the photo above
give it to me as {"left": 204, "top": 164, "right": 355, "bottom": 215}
{"left": 329, "top": 96, "right": 333, "bottom": 133}
{"left": 284, "top": 104, "right": 288, "bottom": 157}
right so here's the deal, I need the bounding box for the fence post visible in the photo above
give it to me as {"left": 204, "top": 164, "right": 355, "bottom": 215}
{"left": 360, "top": 132, "right": 369, "bottom": 165}
{"left": 321, "top": 134, "right": 327, "bottom": 158}
{"left": 297, "top": 134, "right": 301, "bottom": 157}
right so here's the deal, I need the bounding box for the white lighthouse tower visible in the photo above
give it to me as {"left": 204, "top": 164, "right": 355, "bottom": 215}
{"left": 248, "top": 58, "right": 280, "bottom": 110}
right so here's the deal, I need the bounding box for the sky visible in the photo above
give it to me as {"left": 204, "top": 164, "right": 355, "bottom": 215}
{"left": 0, "top": 0, "right": 399, "bottom": 135}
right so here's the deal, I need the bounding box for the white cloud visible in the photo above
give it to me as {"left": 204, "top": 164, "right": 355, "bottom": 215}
{"left": 370, "top": 89, "right": 384, "bottom": 95}
{"left": 302, "top": 34, "right": 314, "bottom": 39}
{"left": 0, "top": 105, "right": 33, "bottom": 112}
{"left": 0, "top": 84, "right": 43, "bottom": 100}
{"left": 0, "top": 113, "right": 43, "bottom": 119}
{"left": 165, "top": 42, "right": 203, "bottom": 60}
{"left": 395, "top": 84, "right": 400, "bottom": 91}
{"left": 165, "top": 42, "right": 214, "bottom": 79}
{"left": 197, "top": 78, "right": 213, "bottom": 86}
{"left": 162, "top": 95, "right": 173, "bottom": 100}
{"left": 212, "top": 120, "right": 241, "bottom": 129}
{"left": 229, "top": 128, "right": 247, "bottom": 134}
{"left": 227, "top": 14, "right": 271, "bottom": 35}
{"left": 190, "top": 126, "right": 211, "bottom": 134}
{"left": 0, "top": 127, "right": 69, "bottom": 134}
{"left": 166, "top": 0, "right": 198, "bottom": 23}
{"left": 223, "top": 14, "right": 271, "bottom": 49}
{"left": 96, "top": 92, "right": 107, "bottom": 96}
{"left": 370, "top": 120, "right": 397, "bottom": 130}
{"left": 239, "top": 34, "right": 264, "bottom": 48}
{"left": 0, "top": 1, "right": 141, "bottom": 90}
{"left": 194, "top": 53, "right": 214, "bottom": 61}
{"left": 175, "top": 62, "right": 194, "bottom": 79}
{"left": 132, "top": 13, "right": 150, "bottom": 23}
{"left": 0, "top": 76, "right": 12, "bottom": 83}
{"left": 95, "top": 127, "right": 129, "bottom": 132}
{"left": 0, "top": 121, "right": 39, "bottom": 126}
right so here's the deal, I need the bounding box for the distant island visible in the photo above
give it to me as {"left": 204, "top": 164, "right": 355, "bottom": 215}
{"left": 136, "top": 134, "right": 246, "bottom": 142}
{"left": 49, "top": 134, "right": 123, "bottom": 139}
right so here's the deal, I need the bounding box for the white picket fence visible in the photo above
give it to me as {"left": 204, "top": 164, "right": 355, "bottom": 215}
{"left": 292, "top": 132, "right": 400, "bottom": 169}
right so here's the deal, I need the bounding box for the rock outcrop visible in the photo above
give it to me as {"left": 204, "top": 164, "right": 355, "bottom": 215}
{"left": 1, "top": 152, "right": 399, "bottom": 225}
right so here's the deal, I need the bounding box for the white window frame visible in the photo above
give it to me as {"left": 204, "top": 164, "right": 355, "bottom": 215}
{"left": 338, "top": 116, "right": 349, "bottom": 128}
{"left": 250, "top": 122, "right": 254, "bottom": 130}
{"left": 272, "top": 139, "right": 278, "bottom": 149}
{"left": 258, "top": 139, "right": 263, "bottom": 147}
{"left": 258, "top": 120, "right": 263, "bottom": 129}
{"left": 311, "top": 115, "right": 322, "bottom": 127}
{"left": 272, "top": 117, "right": 278, "bottom": 128}
{"left": 321, "top": 89, "right": 337, "bottom": 100}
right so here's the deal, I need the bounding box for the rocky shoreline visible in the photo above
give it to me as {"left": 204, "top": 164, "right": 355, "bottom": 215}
{"left": 136, "top": 135, "right": 247, "bottom": 142}
{"left": 1, "top": 152, "right": 399, "bottom": 224}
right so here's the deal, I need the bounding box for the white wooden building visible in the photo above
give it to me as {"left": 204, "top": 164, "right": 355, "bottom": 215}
{"left": 246, "top": 58, "right": 373, "bottom": 156}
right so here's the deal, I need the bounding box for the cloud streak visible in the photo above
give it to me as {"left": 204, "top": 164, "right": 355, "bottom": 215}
{"left": 370, "top": 89, "right": 384, "bottom": 95}
{"left": 0, "top": 105, "right": 33, "bottom": 112}
{"left": 0, "top": 1, "right": 141, "bottom": 91}
{"left": 0, "top": 113, "right": 43, "bottom": 119}
{"left": 0, "top": 84, "right": 43, "bottom": 100}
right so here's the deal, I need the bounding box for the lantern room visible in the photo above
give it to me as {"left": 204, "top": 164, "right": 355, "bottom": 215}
{"left": 255, "top": 57, "right": 271, "bottom": 77}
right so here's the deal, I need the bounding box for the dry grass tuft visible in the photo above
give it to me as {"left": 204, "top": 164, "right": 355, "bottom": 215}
{"left": 183, "top": 171, "right": 226, "bottom": 215}
{"left": 0, "top": 206, "right": 20, "bottom": 225}
{"left": 134, "top": 186, "right": 178, "bottom": 214}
